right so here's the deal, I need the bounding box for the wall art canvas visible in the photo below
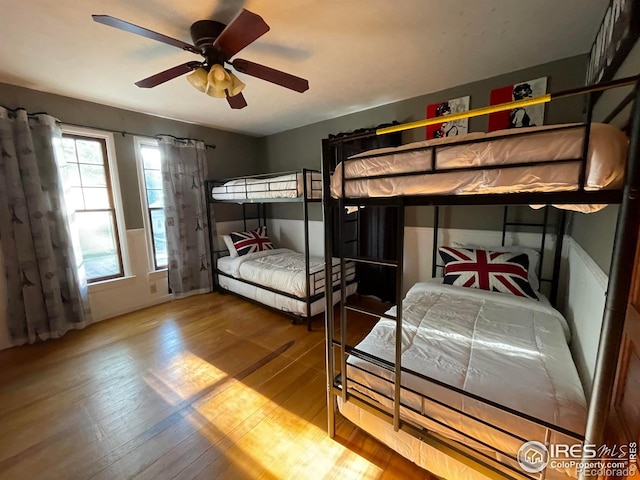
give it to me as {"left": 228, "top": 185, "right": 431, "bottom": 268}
{"left": 425, "top": 96, "right": 470, "bottom": 140}
{"left": 487, "top": 77, "right": 547, "bottom": 132}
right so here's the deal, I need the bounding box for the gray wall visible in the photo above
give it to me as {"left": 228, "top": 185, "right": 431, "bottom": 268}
{"left": 261, "top": 54, "right": 589, "bottom": 225}
{"left": 569, "top": 41, "right": 640, "bottom": 274}
{"left": 0, "top": 82, "right": 261, "bottom": 227}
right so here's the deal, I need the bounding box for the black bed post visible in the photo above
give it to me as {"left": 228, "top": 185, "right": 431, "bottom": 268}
{"left": 549, "top": 209, "right": 567, "bottom": 307}
{"left": 501, "top": 206, "right": 508, "bottom": 246}
{"left": 302, "top": 168, "right": 312, "bottom": 330}
{"left": 205, "top": 180, "right": 217, "bottom": 292}
{"left": 431, "top": 206, "right": 440, "bottom": 278}
{"left": 393, "top": 197, "right": 405, "bottom": 431}
{"left": 582, "top": 84, "right": 640, "bottom": 477}
{"left": 322, "top": 139, "right": 337, "bottom": 438}
{"left": 242, "top": 204, "right": 247, "bottom": 231}
{"left": 338, "top": 140, "right": 348, "bottom": 404}
{"left": 262, "top": 202, "right": 267, "bottom": 230}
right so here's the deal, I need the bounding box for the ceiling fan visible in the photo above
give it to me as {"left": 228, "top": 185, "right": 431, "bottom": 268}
{"left": 92, "top": 9, "right": 309, "bottom": 109}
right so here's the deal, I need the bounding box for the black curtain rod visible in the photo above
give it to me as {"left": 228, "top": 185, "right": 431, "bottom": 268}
{"left": 0, "top": 105, "right": 216, "bottom": 150}
{"left": 62, "top": 121, "right": 216, "bottom": 150}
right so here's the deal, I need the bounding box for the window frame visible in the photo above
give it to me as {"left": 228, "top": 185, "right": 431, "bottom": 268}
{"left": 61, "top": 126, "right": 130, "bottom": 283}
{"left": 134, "top": 137, "right": 167, "bottom": 272}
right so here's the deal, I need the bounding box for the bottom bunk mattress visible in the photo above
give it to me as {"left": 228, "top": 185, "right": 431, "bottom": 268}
{"left": 217, "top": 248, "right": 356, "bottom": 298}
{"left": 218, "top": 275, "right": 357, "bottom": 317}
{"left": 342, "top": 281, "right": 586, "bottom": 479}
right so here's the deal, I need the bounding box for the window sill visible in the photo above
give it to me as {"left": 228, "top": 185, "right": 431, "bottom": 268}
{"left": 88, "top": 275, "right": 136, "bottom": 293}
{"left": 148, "top": 269, "right": 168, "bottom": 282}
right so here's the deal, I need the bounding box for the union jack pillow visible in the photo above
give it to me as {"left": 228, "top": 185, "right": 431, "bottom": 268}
{"left": 230, "top": 226, "right": 274, "bottom": 256}
{"left": 438, "top": 246, "right": 537, "bottom": 300}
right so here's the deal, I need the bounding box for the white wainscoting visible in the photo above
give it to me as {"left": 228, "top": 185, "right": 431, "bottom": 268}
{"left": 87, "top": 229, "right": 171, "bottom": 322}
{"left": 559, "top": 236, "right": 609, "bottom": 397}
{"left": 266, "top": 218, "right": 325, "bottom": 257}
{"left": 214, "top": 220, "right": 249, "bottom": 249}
{"left": 90, "top": 221, "right": 246, "bottom": 322}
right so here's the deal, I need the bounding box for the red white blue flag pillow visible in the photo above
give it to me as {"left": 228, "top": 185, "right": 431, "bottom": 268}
{"left": 230, "top": 226, "right": 274, "bottom": 256}
{"left": 438, "top": 246, "right": 537, "bottom": 300}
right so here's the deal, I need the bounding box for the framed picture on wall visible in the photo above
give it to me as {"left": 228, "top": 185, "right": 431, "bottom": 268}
{"left": 586, "top": 0, "right": 640, "bottom": 86}
{"left": 425, "top": 96, "right": 470, "bottom": 140}
{"left": 487, "top": 77, "right": 547, "bottom": 132}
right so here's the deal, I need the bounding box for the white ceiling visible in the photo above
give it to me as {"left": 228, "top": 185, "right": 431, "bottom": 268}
{"left": 0, "top": 0, "right": 606, "bottom": 137}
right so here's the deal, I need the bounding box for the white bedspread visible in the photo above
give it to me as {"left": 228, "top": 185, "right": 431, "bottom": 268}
{"left": 218, "top": 248, "right": 355, "bottom": 298}
{"left": 347, "top": 281, "right": 586, "bottom": 478}
{"left": 331, "top": 123, "right": 628, "bottom": 212}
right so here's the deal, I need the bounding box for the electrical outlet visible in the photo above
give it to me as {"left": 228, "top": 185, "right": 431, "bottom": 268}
{"left": 150, "top": 284, "right": 157, "bottom": 294}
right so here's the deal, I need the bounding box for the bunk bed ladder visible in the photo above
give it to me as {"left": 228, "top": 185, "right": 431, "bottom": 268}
{"left": 337, "top": 197, "right": 406, "bottom": 431}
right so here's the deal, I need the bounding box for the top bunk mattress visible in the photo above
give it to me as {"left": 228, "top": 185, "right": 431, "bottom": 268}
{"left": 330, "top": 123, "right": 628, "bottom": 205}
{"left": 212, "top": 171, "right": 322, "bottom": 201}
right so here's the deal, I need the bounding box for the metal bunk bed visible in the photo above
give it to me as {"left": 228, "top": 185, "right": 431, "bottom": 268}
{"left": 321, "top": 75, "right": 640, "bottom": 480}
{"left": 205, "top": 168, "right": 355, "bottom": 331}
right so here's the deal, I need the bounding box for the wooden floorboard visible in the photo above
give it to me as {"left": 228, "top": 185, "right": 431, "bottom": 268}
{"left": 0, "top": 293, "right": 433, "bottom": 480}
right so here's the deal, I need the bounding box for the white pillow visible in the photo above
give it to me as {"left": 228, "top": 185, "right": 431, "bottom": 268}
{"left": 452, "top": 243, "right": 540, "bottom": 291}
{"left": 222, "top": 235, "right": 238, "bottom": 258}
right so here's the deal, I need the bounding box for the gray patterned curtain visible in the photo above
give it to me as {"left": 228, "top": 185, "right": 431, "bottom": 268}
{"left": 158, "top": 136, "right": 213, "bottom": 297}
{"left": 0, "top": 108, "right": 92, "bottom": 344}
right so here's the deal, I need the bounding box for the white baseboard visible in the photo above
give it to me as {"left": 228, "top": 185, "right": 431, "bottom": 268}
{"left": 90, "top": 294, "right": 173, "bottom": 323}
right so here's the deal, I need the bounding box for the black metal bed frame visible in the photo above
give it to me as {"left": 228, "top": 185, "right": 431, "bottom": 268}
{"left": 321, "top": 76, "right": 640, "bottom": 480}
{"left": 205, "top": 168, "right": 356, "bottom": 331}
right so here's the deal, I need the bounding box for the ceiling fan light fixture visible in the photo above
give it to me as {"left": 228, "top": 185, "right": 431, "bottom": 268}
{"left": 205, "top": 84, "right": 228, "bottom": 98}
{"left": 228, "top": 72, "right": 246, "bottom": 97}
{"left": 186, "top": 67, "right": 208, "bottom": 92}
{"left": 208, "top": 64, "right": 232, "bottom": 91}
{"left": 93, "top": 9, "right": 308, "bottom": 109}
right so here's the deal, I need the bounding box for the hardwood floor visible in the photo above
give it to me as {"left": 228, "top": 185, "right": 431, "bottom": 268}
{"left": 0, "top": 293, "right": 433, "bottom": 480}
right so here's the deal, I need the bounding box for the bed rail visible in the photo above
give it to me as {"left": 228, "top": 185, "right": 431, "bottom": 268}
{"left": 322, "top": 75, "right": 640, "bottom": 480}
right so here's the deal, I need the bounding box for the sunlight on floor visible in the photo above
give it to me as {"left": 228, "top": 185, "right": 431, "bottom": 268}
{"left": 145, "top": 350, "right": 227, "bottom": 405}
{"left": 144, "top": 349, "right": 387, "bottom": 479}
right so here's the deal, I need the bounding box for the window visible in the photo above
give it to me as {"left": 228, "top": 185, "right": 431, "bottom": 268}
{"left": 135, "top": 139, "right": 167, "bottom": 270}
{"left": 61, "top": 134, "right": 124, "bottom": 282}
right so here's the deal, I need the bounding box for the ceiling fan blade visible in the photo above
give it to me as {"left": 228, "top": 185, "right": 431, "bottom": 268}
{"left": 92, "top": 15, "right": 200, "bottom": 54}
{"left": 213, "top": 9, "right": 270, "bottom": 59}
{"left": 135, "top": 61, "right": 202, "bottom": 88}
{"left": 226, "top": 91, "right": 248, "bottom": 109}
{"left": 232, "top": 59, "right": 309, "bottom": 93}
